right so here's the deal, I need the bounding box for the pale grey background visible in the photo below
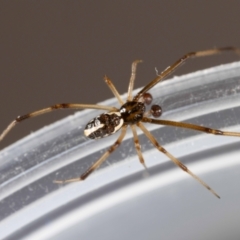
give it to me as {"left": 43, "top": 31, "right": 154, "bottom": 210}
{"left": 0, "top": 1, "right": 240, "bottom": 149}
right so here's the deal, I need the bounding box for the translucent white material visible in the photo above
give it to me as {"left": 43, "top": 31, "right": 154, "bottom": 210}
{"left": 1, "top": 61, "right": 240, "bottom": 240}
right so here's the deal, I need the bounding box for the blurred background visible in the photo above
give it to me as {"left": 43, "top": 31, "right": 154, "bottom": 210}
{"left": 0, "top": 1, "right": 240, "bottom": 149}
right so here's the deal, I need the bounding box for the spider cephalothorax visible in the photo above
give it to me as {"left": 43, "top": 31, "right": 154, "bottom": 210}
{"left": 120, "top": 101, "right": 145, "bottom": 124}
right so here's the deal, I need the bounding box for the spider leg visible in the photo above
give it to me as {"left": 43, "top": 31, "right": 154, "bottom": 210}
{"left": 104, "top": 75, "right": 124, "bottom": 105}
{"left": 134, "top": 46, "right": 240, "bottom": 101}
{"left": 54, "top": 126, "right": 127, "bottom": 183}
{"left": 142, "top": 118, "right": 240, "bottom": 137}
{"left": 0, "top": 103, "right": 118, "bottom": 142}
{"left": 127, "top": 60, "right": 142, "bottom": 101}
{"left": 137, "top": 122, "right": 220, "bottom": 198}
{"left": 130, "top": 125, "right": 147, "bottom": 169}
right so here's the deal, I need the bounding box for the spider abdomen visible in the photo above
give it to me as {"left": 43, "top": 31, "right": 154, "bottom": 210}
{"left": 84, "top": 112, "right": 123, "bottom": 139}
{"left": 120, "top": 101, "right": 145, "bottom": 124}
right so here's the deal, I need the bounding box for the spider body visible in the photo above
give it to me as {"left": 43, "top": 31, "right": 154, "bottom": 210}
{"left": 85, "top": 92, "right": 159, "bottom": 139}
{"left": 1, "top": 46, "right": 240, "bottom": 198}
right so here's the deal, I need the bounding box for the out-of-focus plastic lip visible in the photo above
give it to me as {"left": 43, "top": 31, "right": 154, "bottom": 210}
{"left": 1, "top": 61, "right": 240, "bottom": 240}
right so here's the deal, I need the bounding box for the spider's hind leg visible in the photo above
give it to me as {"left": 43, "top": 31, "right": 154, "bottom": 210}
{"left": 54, "top": 126, "right": 128, "bottom": 184}
{"left": 0, "top": 103, "right": 117, "bottom": 143}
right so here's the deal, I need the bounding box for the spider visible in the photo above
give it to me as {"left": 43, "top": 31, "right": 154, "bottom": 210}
{"left": 1, "top": 47, "right": 240, "bottom": 198}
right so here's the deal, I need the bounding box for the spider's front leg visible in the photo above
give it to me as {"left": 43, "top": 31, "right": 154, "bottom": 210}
{"left": 134, "top": 46, "right": 240, "bottom": 101}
